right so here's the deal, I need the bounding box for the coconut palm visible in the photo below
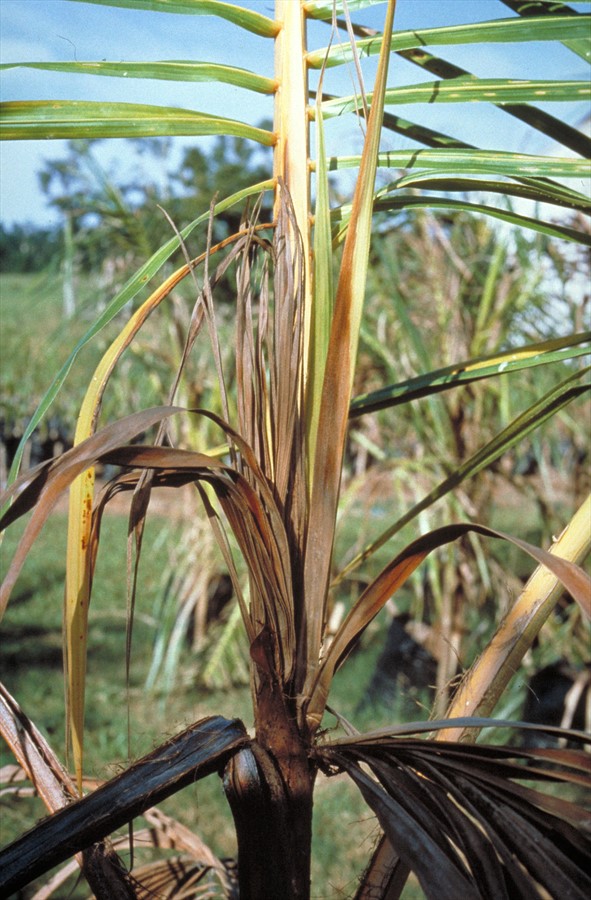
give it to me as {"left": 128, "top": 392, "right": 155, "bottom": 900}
{"left": 0, "top": 1, "right": 590, "bottom": 897}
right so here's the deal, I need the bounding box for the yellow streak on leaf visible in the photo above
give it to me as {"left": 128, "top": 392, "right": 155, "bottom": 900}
{"left": 437, "top": 495, "right": 591, "bottom": 744}
{"left": 66, "top": 265, "right": 189, "bottom": 792}
{"left": 65, "top": 227, "right": 265, "bottom": 792}
{"left": 273, "top": 0, "right": 312, "bottom": 375}
{"left": 302, "top": 0, "right": 397, "bottom": 706}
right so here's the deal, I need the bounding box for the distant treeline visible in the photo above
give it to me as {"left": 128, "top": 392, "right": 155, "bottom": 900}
{"left": 0, "top": 222, "right": 62, "bottom": 273}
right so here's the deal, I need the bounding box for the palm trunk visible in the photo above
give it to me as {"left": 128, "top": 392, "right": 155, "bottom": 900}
{"left": 222, "top": 6, "right": 316, "bottom": 894}
{"left": 224, "top": 676, "right": 315, "bottom": 899}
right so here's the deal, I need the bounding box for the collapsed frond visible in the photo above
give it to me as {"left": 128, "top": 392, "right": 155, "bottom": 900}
{"left": 0, "top": 715, "right": 249, "bottom": 897}
{"left": 317, "top": 725, "right": 591, "bottom": 900}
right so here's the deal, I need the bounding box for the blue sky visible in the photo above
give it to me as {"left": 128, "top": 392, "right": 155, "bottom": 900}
{"left": 1, "top": 0, "right": 589, "bottom": 227}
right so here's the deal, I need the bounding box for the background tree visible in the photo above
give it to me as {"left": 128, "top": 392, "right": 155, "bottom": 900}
{"left": 0, "top": 222, "right": 60, "bottom": 274}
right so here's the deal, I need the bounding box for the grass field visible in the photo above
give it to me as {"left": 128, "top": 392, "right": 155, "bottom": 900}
{"left": 0, "top": 269, "right": 187, "bottom": 446}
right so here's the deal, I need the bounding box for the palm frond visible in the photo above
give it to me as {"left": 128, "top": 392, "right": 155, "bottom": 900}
{"left": 70, "top": 0, "right": 279, "bottom": 38}
{"left": 318, "top": 726, "right": 591, "bottom": 900}
{"left": 0, "top": 715, "right": 248, "bottom": 897}
{"left": 0, "top": 101, "right": 275, "bottom": 143}
{"left": 308, "top": 520, "right": 590, "bottom": 730}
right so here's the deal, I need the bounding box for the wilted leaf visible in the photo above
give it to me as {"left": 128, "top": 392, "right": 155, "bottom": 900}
{"left": 0, "top": 716, "right": 249, "bottom": 897}
{"left": 318, "top": 729, "right": 591, "bottom": 900}
{"left": 307, "top": 521, "right": 591, "bottom": 730}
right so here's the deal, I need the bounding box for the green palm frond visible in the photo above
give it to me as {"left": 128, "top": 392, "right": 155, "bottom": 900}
{"left": 0, "top": 101, "right": 275, "bottom": 142}
{"left": 0, "top": 60, "right": 277, "bottom": 93}
{"left": 69, "top": 0, "right": 279, "bottom": 37}
{"left": 306, "top": 15, "right": 591, "bottom": 68}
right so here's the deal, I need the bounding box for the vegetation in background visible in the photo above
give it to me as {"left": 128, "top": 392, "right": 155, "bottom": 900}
{"left": 35, "top": 136, "right": 273, "bottom": 273}
{"left": 0, "top": 222, "right": 61, "bottom": 273}
{"left": 0, "top": 1, "right": 590, "bottom": 898}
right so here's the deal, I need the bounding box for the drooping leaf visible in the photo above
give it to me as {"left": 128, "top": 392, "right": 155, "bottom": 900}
{"left": 0, "top": 715, "right": 249, "bottom": 897}
{"left": 191, "top": 412, "right": 297, "bottom": 681}
{"left": 0, "top": 407, "right": 187, "bottom": 617}
{"left": 319, "top": 731, "right": 591, "bottom": 900}
{"left": 3, "top": 178, "right": 273, "bottom": 488}
{"left": 338, "top": 367, "right": 590, "bottom": 584}
{"left": 2, "top": 420, "right": 298, "bottom": 681}
{"left": 98, "top": 437, "right": 296, "bottom": 681}
{"left": 64, "top": 226, "right": 262, "bottom": 792}
{"left": 341, "top": 759, "right": 479, "bottom": 900}
{"left": 65, "top": 263, "right": 199, "bottom": 794}
{"left": 307, "top": 520, "right": 591, "bottom": 730}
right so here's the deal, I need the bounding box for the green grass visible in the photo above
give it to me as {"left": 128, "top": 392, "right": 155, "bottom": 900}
{"left": 0, "top": 508, "right": 230, "bottom": 872}
{"left": 1, "top": 271, "right": 100, "bottom": 425}
{"left": 0, "top": 270, "right": 192, "bottom": 437}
